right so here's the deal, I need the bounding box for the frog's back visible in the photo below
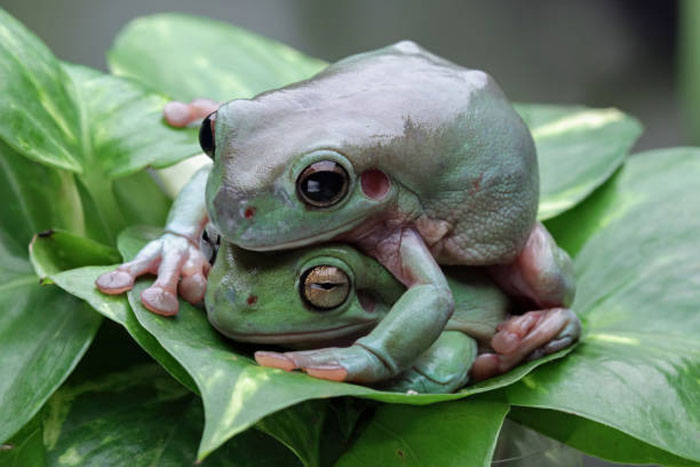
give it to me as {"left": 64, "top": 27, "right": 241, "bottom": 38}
{"left": 326, "top": 42, "right": 539, "bottom": 265}
{"left": 231, "top": 41, "right": 539, "bottom": 265}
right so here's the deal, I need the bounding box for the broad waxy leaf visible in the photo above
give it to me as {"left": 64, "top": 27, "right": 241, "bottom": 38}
{"left": 29, "top": 230, "right": 121, "bottom": 281}
{"left": 52, "top": 265, "right": 197, "bottom": 394}
{"left": 63, "top": 64, "right": 199, "bottom": 178}
{"left": 502, "top": 148, "right": 700, "bottom": 464}
{"left": 110, "top": 226, "right": 570, "bottom": 460}
{"left": 108, "top": 13, "right": 327, "bottom": 103}
{"left": 516, "top": 104, "right": 642, "bottom": 220}
{"left": 336, "top": 401, "right": 509, "bottom": 467}
{"left": 0, "top": 9, "right": 81, "bottom": 172}
{"left": 0, "top": 9, "right": 198, "bottom": 177}
{"left": 39, "top": 363, "right": 298, "bottom": 466}
{"left": 1, "top": 324, "right": 300, "bottom": 467}
{"left": 0, "top": 142, "right": 101, "bottom": 444}
{"left": 508, "top": 407, "right": 693, "bottom": 465}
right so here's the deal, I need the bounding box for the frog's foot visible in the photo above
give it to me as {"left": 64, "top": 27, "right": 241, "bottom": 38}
{"left": 471, "top": 308, "right": 580, "bottom": 381}
{"left": 163, "top": 98, "right": 219, "bottom": 127}
{"left": 95, "top": 233, "right": 210, "bottom": 316}
{"left": 255, "top": 345, "right": 392, "bottom": 383}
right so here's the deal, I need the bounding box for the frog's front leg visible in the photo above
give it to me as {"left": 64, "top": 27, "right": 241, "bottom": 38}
{"left": 474, "top": 222, "right": 581, "bottom": 380}
{"left": 95, "top": 165, "right": 211, "bottom": 316}
{"left": 381, "top": 331, "right": 477, "bottom": 394}
{"left": 255, "top": 228, "right": 454, "bottom": 383}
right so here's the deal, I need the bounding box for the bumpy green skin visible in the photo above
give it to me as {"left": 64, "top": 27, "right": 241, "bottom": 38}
{"left": 206, "top": 242, "right": 509, "bottom": 393}
{"left": 207, "top": 41, "right": 538, "bottom": 262}
{"left": 205, "top": 41, "right": 538, "bottom": 382}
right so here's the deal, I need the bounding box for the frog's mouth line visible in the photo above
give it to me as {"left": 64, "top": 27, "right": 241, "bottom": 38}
{"left": 217, "top": 322, "right": 374, "bottom": 344}
{"left": 236, "top": 215, "right": 368, "bottom": 252}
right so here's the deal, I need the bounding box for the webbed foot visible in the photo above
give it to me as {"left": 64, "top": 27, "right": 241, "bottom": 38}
{"left": 95, "top": 233, "right": 210, "bottom": 316}
{"left": 471, "top": 308, "right": 580, "bottom": 381}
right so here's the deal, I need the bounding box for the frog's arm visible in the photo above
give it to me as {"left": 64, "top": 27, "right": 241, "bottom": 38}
{"left": 256, "top": 227, "right": 454, "bottom": 383}
{"left": 95, "top": 164, "right": 211, "bottom": 316}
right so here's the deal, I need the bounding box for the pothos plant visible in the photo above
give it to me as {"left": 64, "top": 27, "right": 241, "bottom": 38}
{"left": 0, "top": 10, "right": 698, "bottom": 467}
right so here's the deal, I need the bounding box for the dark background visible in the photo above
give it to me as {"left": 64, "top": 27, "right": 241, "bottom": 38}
{"left": 1, "top": 1, "right": 689, "bottom": 465}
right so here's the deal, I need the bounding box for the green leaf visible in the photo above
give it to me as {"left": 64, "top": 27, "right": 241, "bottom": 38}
{"left": 515, "top": 104, "right": 642, "bottom": 220}
{"left": 0, "top": 141, "right": 101, "bottom": 445}
{"left": 0, "top": 413, "right": 46, "bottom": 466}
{"left": 256, "top": 400, "right": 329, "bottom": 467}
{"left": 0, "top": 8, "right": 81, "bottom": 172}
{"left": 0, "top": 140, "right": 84, "bottom": 270}
{"left": 52, "top": 265, "right": 197, "bottom": 394}
{"left": 508, "top": 407, "right": 695, "bottom": 466}
{"left": 502, "top": 148, "right": 700, "bottom": 463}
{"left": 0, "top": 282, "right": 101, "bottom": 445}
{"left": 38, "top": 363, "right": 298, "bottom": 466}
{"left": 29, "top": 230, "right": 121, "bottom": 281}
{"left": 63, "top": 63, "right": 198, "bottom": 178}
{"left": 336, "top": 400, "right": 509, "bottom": 467}
{"left": 0, "top": 10, "right": 197, "bottom": 177}
{"left": 112, "top": 226, "right": 570, "bottom": 460}
{"left": 108, "top": 13, "right": 327, "bottom": 102}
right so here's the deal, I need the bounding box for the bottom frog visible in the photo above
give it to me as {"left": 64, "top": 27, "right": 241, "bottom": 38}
{"left": 203, "top": 233, "right": 580, "bottom": 394}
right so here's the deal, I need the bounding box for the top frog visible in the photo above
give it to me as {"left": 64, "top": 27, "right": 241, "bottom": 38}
{"left": 96, "top": 41, "right": 580, "bottom": 384}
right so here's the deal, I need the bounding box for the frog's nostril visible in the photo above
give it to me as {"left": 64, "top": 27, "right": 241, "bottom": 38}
{"left": 244, "top": 207, "right": 256, "bottom": 219}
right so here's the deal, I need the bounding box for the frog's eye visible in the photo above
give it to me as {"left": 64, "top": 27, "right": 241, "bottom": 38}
{"left": 297, "top": 161, "right": 349, "bottom": 207}
{"left": 301, "top": 265, "right": 351, "bottom": 311}
{"left": 199, "top": 112, "right": 216, "bottom": 158}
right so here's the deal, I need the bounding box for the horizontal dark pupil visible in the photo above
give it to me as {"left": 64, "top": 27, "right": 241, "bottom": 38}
{"left": 303, "top": 171, "right": 344, "bottom": 201}
{"left": 311, "top": 282, "right": 339, "bottom": 290}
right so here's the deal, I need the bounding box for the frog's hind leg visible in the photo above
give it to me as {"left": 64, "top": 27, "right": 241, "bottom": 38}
{"left": 477, "top": 222, "right": 581, "bottom": 380}
{"left": 381, "top": 331, "right": 477, "bottom": 394}
{"left": 163, "top": 98, "right": 219, "bottom": 127}
{"left": 471, "top": 308, "right": 580, "bottom": 381}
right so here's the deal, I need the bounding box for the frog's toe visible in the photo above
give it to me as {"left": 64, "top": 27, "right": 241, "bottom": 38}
{"left": 527, "top": 309, "right": 581, "bottom": 360}
{"left": 163, "top": 98, "right": 219, "bottom": 127}
{"left": 140, "top": 286, "right": 179, "bottom": 316}
{"left": 484, "top": 308, "right": 580, "bottom": 377}
{"left": 305, "top": 366, "right": 348, "bottom": 382}
{"left": 163, "top": 101, "right": 191, "bottom": 127}
{"left": 254, "top": 351, "right": 297, "bottom": 372}
{"left": 95, "top": 270, "right": 134, "bottom": 294}
{"left": 491, "top": 311, "right": 541, "bottom": 355}
{"left": 471, "top": 353, "right": 501, "bottom": 382}
{"left": 256, "top": 346, "right": 387, "bottom": 383}
{"left": 179, "top": 273, "right": 207, "bottom": 304}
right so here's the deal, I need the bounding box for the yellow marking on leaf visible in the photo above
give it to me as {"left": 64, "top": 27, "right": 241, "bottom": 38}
{"left": 532, "top": 109, "right": 624, "bottom": 139}
{"left": 57, "top": 447, "right": 83, "bottom": 466}
{"left": 586, "top": 333, "right": 641, "bottom": 346}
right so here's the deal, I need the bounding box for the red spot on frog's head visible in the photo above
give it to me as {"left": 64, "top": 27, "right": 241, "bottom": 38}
{"left": 246, "top": 295, "right": 258, "bottom": 306}
{"left": 244, "top": 207, "right": 256, "bottom": 219}
{"left": 360, "top": 169, "right": 391, "bottom": 200}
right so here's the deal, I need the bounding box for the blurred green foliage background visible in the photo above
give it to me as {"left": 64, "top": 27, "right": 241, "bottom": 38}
{"left": 3, "top": 0, "right": 695, "bottom": 150}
